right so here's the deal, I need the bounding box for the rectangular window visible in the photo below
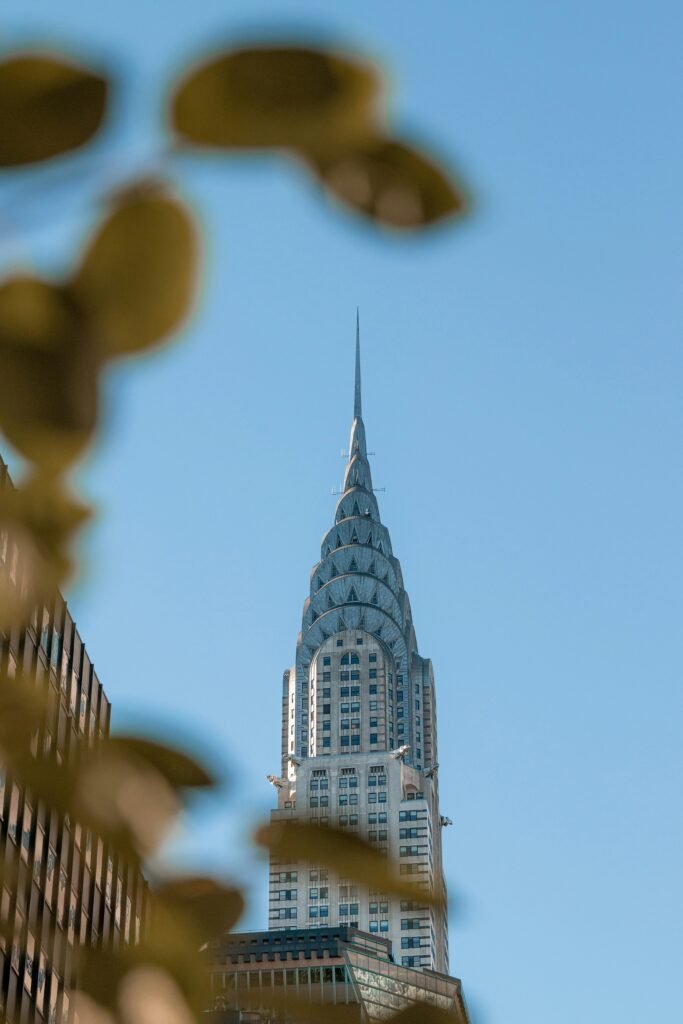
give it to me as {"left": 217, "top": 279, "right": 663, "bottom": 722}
{"left": 322, "top": 672, "right": 331, "bottom": 682}
{"left": 370, "top": 734, "right": 378, "bottom": 744}
{"left": 340, "top": 736, "right": 350, "bottom": 746}
{"left": 369, "top": 684, "right": 378, "bottom": 695}
{"left": 369, "top": 669, "right": 377, "bottom": 679}
{"left": 322, "top": 737, "right": 331, "bottom": 747}
{"left": 369, "top": 653, "right": 377, "bottom": 663}
{"left": 340, "top": 687, "right": 350, "bottom": 697}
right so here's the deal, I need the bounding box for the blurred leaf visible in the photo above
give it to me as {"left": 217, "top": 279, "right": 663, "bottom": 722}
{"left": 0, "top": 53, "right": 108, "bottom": 167}
{"left": 0, "top": 276, "right": 98, "bottom": 471}
{"left": 117, "top": 967, "right": 198, "bottom": 1024}
{"left": 153, "top": 876, "right": 244, "bottom": 944}
{"left": 108, "top": 735, "right": 215, "bottom": 790}
{"left": 236, "top": 989, "right": 360, "bottom": 1023}
{"left": 74, "top": 735, "right": 216, "bottom": 858}
{"left": 388, "top": 1003, "right": 464, "bottom": 1024}
{"left": 73, "top": 182, "right": 198, "bottom": 358}
{"left": 77, "top": 930, "right": 210, "bottom": 1019}
{"left": 0, "top": 476, "right": 91, "bottom": 630}
{"left": 254, "top": 820, "right": 443, "bottom": 909}
{"left": 76, "top": 748, "right": 181, "bottom": 859}
{"left": 306, "top": 137, "right": 468, "bottom": 229}
{"left": 0, "top": 668, "right": 48, "bottom": 758}
{"left": 170, "top": 45, "right": 382, "bottom": 152}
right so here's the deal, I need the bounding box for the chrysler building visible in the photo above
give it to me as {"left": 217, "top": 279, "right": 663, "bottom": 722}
{"left": 268, "top": 319, "right": 450, "bottom": 973}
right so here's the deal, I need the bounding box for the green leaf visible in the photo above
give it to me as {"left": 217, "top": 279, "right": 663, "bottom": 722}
{"left": 153, "top": 876, "right": 244, "bottom": 944}
{"left": 306, "top": 137, "right": 468, "bottom": 230}
{"left": 254, "top": 820, "right": 444, "bottom": 909}
{"left": 73, "top": 182, "right": 198, "bottom": 358}
{"left": 0, "top": 276, "right": 98, "bottom": 472}
{"left": 170, "top": 45, "right": 382, "bottom": 152}
{"left": 0, "top": 53, "right": 108, "bottom": 167}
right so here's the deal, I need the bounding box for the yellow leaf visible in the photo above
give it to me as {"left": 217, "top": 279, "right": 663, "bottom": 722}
{"left": 0, "top": 53, "right": 108, "bottom": 167}
{"left": 388, "top": 1003, "right": 465, "bottom": 1024}
{"left": 77, "top": 934, "right": 210, "bottom": 1018}
{"left": 107, "top": 736, "right": 216, "bottom": 790}
{"left": 306, "top": 137, "right": 468, "bottom": 230}
{"left": 0, "top": 475, "right": 91, "bottom": 629}
{"left": 254, "top": 820, "right": 443, "bottom": 909}
{"left": 0, "top": 276, "right": 98, "bottom": 472}
{"left": 73, "top": 182, "right": 198, "bottom": 357}
{"left": 236, "top": 989, "right": 361, "bottom": 1023}
{"left": 153, "top": 877, "right": 244, "bottom": 944}
{"left": 170, "top": 45, "right": 383, "bottom": 152}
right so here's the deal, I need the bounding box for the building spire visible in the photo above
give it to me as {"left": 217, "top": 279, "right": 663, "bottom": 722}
{"left": 354, "top": 309, "right": 362, "bottom": 420}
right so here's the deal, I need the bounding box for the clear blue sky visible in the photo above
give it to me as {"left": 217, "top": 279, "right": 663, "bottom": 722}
{"left": 2, "top": 2, "right": 682, "bottom": 1022}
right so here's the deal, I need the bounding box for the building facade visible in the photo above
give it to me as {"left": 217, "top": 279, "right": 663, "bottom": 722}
{"left": 267, "top": 326, "right": 452, "bottom": 974}
{"left": 208, "top": 926, "right": 467, "bottom": 1023}
{"left": 0, "top": 457, "right": 148, "bottom": 1023}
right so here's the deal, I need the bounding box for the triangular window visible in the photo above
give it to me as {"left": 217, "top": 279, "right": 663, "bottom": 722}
{"left": 352, "top": 501, "right": 360, "bottom": 516}
{"left": 336, "top": 534, "right": 343, "bottom": 549}
{"left": 371, "top": 590, "right": 379, "bottom": 605}
{"left": 327, "top": 594, "right": 335, "bottom": 609}
{"left": 350, "top": 529, "right": 359, "bottom": 544}
{"left": 316, "top": 576, "right": 324, "bottom": 592}
{"left": 369, "top": 560, "right": 376, "bottom": 576}
{"left": 338, "top": 615, "right": 347, "bottom": 631}
{"left": 348, "top": 587, "right": 359, "bottom": 603}
{"left": 377, "top": 541, "right": 384, "bottom": 554}
{"left": 375, "top": 625, "right": 383, "bottom": 637}
{"left": 330, "top": 562, "right": 339, "bottom": 579}
{"left": 311, "top": 610, "right": 318, "bottom": 623}
{"left": 349, "top": 557, "right": 358, "bottom": 572}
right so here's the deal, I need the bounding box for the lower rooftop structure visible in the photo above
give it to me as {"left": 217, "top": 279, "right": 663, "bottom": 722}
{"left": 207, "top": 926, "right": 468, "bottom": 1023}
